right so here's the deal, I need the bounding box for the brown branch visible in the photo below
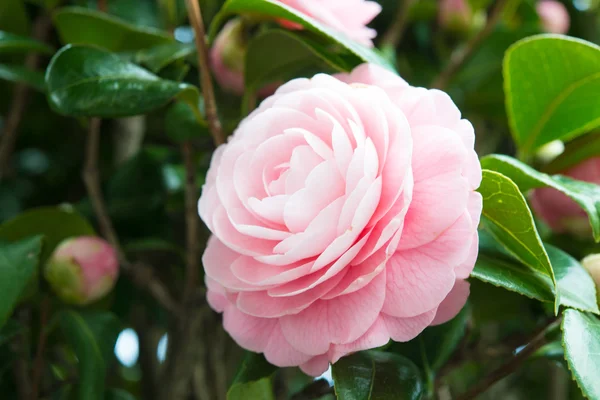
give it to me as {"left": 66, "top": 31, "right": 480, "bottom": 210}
{"left": 456, "top": 318, "right": 561, "bottom": 400}
{"left": 30, "top": 297, "right": 50, "bottom": 400}
{"left": 82, "top": 118, "right": 180, "bottom": 315}
{"left": 291, "top": 380, "right": 334, "bottom": 400}
{"left": 181, "top": 141, "right": 200, "bottom": 302}
{"left": 381, "top": 0, "right": 413, "bottom": 49}
{"left": 0, "top": 15, "right": 52, "bottom": 179}
{"left": 185, "top": 0, "right": 225, "bottom": 146}
{"left": 431, "top": 0, "right": 509, "bottom": 90}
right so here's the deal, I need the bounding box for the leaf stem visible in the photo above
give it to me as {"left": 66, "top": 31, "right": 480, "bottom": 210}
{"left": 381, "top": 0, "right": 413, "bottom": 49}
{"left": 185, "top": 0, "right": 225, "bottom": 146}
{"left": 456, "top": 317, "right": 562, "bottom": 400}
{"left": 431, "top": 0, "right": 509, "bottom": 90}
{"left": 82, "top": 118, "right": 180, "bottom": 315}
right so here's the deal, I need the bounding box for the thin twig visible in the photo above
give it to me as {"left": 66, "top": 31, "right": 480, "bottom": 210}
{"left": 185, "top": 0, "right": 225, "bottom": 146}
{"left": 97, "top": 0, "right": 107, "bottom": 12}
{"left": 431, "top": 0, "right": 509, "bottom": 90}
{"left": 456, "top": 318, "right": 562, "bottom": 400}
{"left": 381, "top": 0, "right": 414, "bottom": 49}
{"left": 290, "top": 380, "right": 334, "bottom": 400}
{"left": 0, "top": 15, "right": 52, "bottom": 179}
{"left": 82, "top": 118, "right": 180, "bottom": 315}
{"left": 30, "top": 297, "right": 50, "bottom": 400}
{"left": 181, "top": 142, "right": 200, "bottom": 302}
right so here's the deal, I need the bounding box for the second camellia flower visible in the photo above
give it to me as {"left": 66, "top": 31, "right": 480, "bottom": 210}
{"left": 199, "top": 64, "right": 482, "bottom": 376}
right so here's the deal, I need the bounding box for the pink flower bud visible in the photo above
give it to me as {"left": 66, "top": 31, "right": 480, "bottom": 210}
{"left": 530, "top": 157, "right": 599, "bottom": 237}
{"left": 45, "top": 236, "right": 119, "bottom": 305}
{"left": 582, "top": 254, "right": 600, "bottom": 301}
{"left": 439, "top": 0, "right": 472, "bottom": 33}
{"left": 210, "top": 19, "right": 247, "bottom": 95}
{"left": 536, "top": 0, "right": 570, "bottom": 34}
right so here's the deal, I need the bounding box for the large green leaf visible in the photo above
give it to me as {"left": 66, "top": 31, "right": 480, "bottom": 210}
{"left": 504, "top": 35, "right": 600, "bottom": 154}
{"left": 561, "top": 309, "right": 600, "bottom": 400}
{"left": 45, "top": 45, "right": 200, "bottom": 118}
{"left": 59, "top": 311, "right": 121, "bottom": 400}
{"left": 0, "top": 64, "right": 45, "bottom": 91}
{"left": 482, "top": 154, "right": 600, "bottom": 242}
{"left": 134, "top": 42, "right": 195, "bottom": 73}
{"left": 0, "top": 31, "right": 53, "bottom": 54}
{"left": 53, "top": 7, "right": 172, "bottom": 52}
{"left": 0, "top": 236, "right": 42, "bottom": 328}
{"left": 211, "top": 0, "right": 392, "bottom": 70}
{"left": 227, "top": 352, "right": 277, "bottom": 400}
{"left": 478, "top": 169, "right": 555, "bottom": 282}
{"left": 332, "top": 351, "right": 423, "bottom": 400}
{"left": 0, "top": 206, "right": 94, "bottom": 263}
{"left": 245, "top": 29, "right": 353, "bottom": 92}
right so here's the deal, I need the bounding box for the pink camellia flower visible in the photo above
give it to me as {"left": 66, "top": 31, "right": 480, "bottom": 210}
{"left": 439, "top": 0, "right": 472, "bottom": 32}
{"left": 536, "top": 0, "right": 570, "bottom": 34}
{"left": 199, "top": 64, "right": 482, "bottom": 376}
{"left": 45, "top": 236, "right": 119, "bottom": 305}
{"left": 276, "top": 0, "right": 382, "bottom": 47}
{"left": 531, "top": 158, "right": 598, "bottom": 237}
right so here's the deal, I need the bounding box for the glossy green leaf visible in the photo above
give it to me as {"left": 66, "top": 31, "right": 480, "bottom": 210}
{"left": 246, "top": 29, "right": 353, "bottom": 92}
{"left": 561, "top": 309, "right": 600, "bottom": 400}
{"left": 0, "top": 31, "right": 53, "bottom": 54}
{"left": 504, "top": 35, "right": 600, "bottom": 154}
{"left": 547, "top": 245, "right": 599, "bottom": 314}
{"left": 53, "top": 7, "right": 172, "bottom": 52}
{"left": 135, "top": 42, "right": 195, "bottom": 73}
{"left": 0, "top": 236, "right": 42, "bottom": 328}
{"left": 0, "top": 64, "right": 45, "bottom": 91}
{"left": 45, "top": 45, "right": 200, "bottom": 118}
{"left": 165, "top": 101, "right": 208, "bottom": 142}
{"left": 59, "top": 311, "right": 121, "bottom": 400}
{"left": 478, "top": 169, "right": 555, "bottom": 282}
{"left": 482, "top": 154, "right": 600, "bottom": 242}
{"left": 332, "top": 351, "right": 423, "bottom": 400}
{"left": 211, "top": 0, "right": 392, "bottom": 70}
{"left": 227, "top": 352, "right": 277, "bottom": 400}
{"left": 0, "top": 206, "right": 94, "bottom": 263}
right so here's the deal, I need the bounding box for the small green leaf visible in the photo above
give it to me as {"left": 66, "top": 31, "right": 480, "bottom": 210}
{"left": 227, "top": 352, "right": 277, "bottom": 400}
{"left": 211, "top": 0, "right": 392, "bottom": 70}
{"left": 0, "top": 236, "right": 42, "bottom": 328}
{"left": 547, "top": 245, "right": 599, "bottom": 314}
{"left": 59, "top": 311, "right": 121, "bottom": 400}
{"left": 0, "top": 206, "right": 94, "bottom": 263}
{"left": 165, "top": 101, "right": 208, "bottom": 142}
{"left": 0, "top": 64, "right": 46, "bottom": 92}
{"left": 504, "top": 35, "right": 600, "bottom": 154}
{"left": 482, "top": 154, "right": 600, "bottom": 242}
{"left": 561, "top": 309, "right": 600, "bottom": 399}
{"left": 53, "top": 7, "right": 172, "bottom": 52}
{"left": 45, "top": 45, "right": 200, "bottom": 118}
{"left": 135, "top": 42, "right": 195, "bottom": 73}
{"left": 0, "top": 31, "right": 53, "bottom": 54}
{"left": 332, "top": 351, "right": 423, "bottom": 400}
{"left": 478, "top": 169, "right": 555, "bottom": 282}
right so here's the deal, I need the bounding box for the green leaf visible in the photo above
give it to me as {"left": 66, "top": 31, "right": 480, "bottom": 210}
{"left": 134, "top": 42, "right": 195, "bottom": 73}
{"left": 245, "top": 29, "right": 354, "bottom": 92}
{"left": 547, "top": 244, "right": 599, "bottom": 314}
{"left": 478, "top": 169, "right": 555, "bottom": 282}
{"left": 0, "top": 31, "right": 53, "bottom": 54}
{"left": 53, "top": 7, "right": 172, "bottom": 52}
{"left": 0, "top": 64, "right": 46, "bottom": 92}
{"left": 332, "top": 351, "right": 423, "bottom": 400}
{"left": 544, "top": 132, "right": 600, "bottom": 174}
{"left": 45, "top": 45, "right": 201, "bottom": 118}
{"left": 561, "top": 309, "right": 600, "bottom": 399}
{"left": 0, "top": 236, "right": 42, "bottom": 328}
{"left": 482, "top": 154, "right": 600, "bottom": 242}
{"left": 0, "top": 0, "right": 29, "bottom": 35}
{"left": 227, "top": 352, "right": 277, "bottom": 400}
{"left": 211, "top": 0, "right": 392, "bottom": 70}
{"left": 504, "top": 35, "right": 600, "bottom": 154}
{"left": 0, "top": 206, "right": 94, "bottom": 263}
{"left": 165, "top": 101, "right": 208, "bottom": 142}
{"left": 59, "top": 311, "right": 121, "bottom": 400}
